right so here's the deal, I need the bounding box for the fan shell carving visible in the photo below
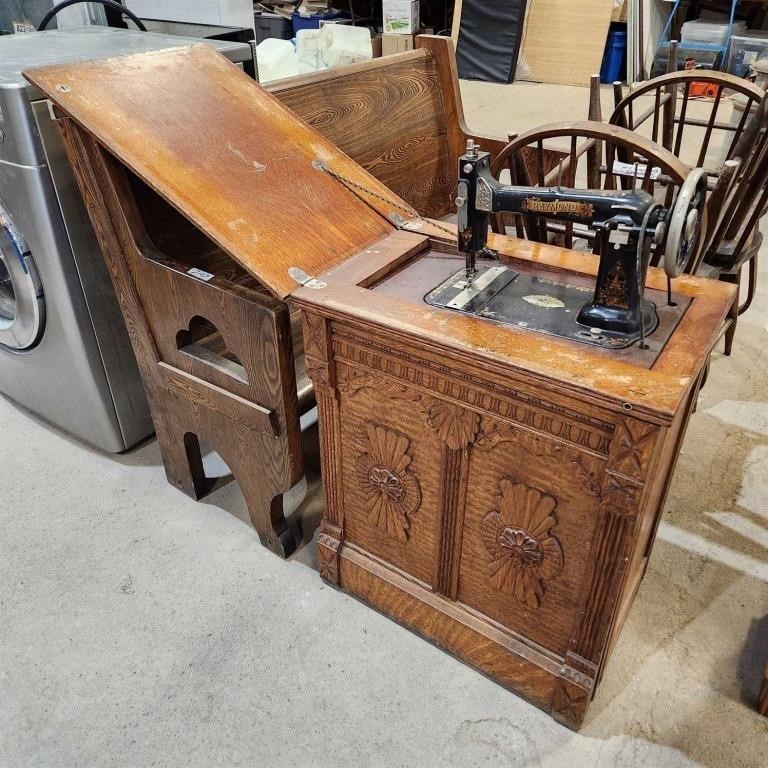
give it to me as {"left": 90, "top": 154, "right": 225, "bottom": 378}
{"left": 356, "top": 423, "right": 421, "bottom": 541}
{"left": 427, "top": 401, "right": 479, "bottom": 450}
{"left": 482, "top": 480, "right": 564, "bottom": 608}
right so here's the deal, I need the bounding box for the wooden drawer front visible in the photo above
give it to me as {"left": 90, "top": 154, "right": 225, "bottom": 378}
{"left": 337, "top": 367, "right": 442, "bottom": 586}
{"left": 457, "top": 418, "right": 605, "bottom": 657}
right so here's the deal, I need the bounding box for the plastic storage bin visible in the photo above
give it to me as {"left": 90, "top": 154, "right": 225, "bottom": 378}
{"left": 292, "top": 10, "right": 347, "bottom": 34}
{"left": 681, "top": 19, "right": 747, "bottom": 46}
{"left": 254, "top": 11, "right": 294, "bottom": 44}
{"left": 256, "top": 38, "right": 298, "bottom": 82}
{"left": 600, "top": 22, "right": 627, "bottom": 83}
{"left": 296, "top": 29, "right": 324, "bottom": 74}
{"left": 727, "top": 31, "right": 768, "bottom": 77}
{"left": 318, "top": 24, "right": 372, "bottom": 68}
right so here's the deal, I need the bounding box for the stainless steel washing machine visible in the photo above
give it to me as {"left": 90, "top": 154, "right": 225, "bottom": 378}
{"left": 0, "top": 27, "right": 253, "bottom": 452}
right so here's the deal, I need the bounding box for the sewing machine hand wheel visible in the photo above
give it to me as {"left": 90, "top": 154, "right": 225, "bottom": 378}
{"left": 664, "top": 167, "right": 707, "bottom": 278}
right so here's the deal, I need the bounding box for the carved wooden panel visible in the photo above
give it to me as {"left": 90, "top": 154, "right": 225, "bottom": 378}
{"left": 457, "top": 418, "right": 605, "bottom": 656}
{"left": 337, "top": 366, "right": 441, "bottom": 584}
{"left": 332, "top": 326, "right": 615, "bottom": 456}
{"left": 482, "top": 480, "right": 564, "bottom": 609}
{"left": 356, "top": 423, "right": 422, "bottom": 542}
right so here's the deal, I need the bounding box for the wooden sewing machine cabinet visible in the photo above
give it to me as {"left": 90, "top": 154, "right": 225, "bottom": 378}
{"left": 26, "top": 44, "right": 734, "bottom": 728}
{"left": 293, "top": 231, "right": 733, "bottom": 729}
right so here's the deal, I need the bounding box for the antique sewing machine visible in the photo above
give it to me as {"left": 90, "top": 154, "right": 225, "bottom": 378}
{"left": 426, "top": 140, "right": 707, "bottom": 350}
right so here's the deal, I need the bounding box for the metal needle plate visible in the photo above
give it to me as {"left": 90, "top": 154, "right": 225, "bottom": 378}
{"left": 425, "top": 265, "right": 690, "bottom": 361}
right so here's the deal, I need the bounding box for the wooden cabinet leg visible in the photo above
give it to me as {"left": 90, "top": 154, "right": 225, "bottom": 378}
{"left": 154, "top": 413, "right": 211, "bottom": 500}
{"left": 759, "top": 662, "right": 768, "bottom": 716}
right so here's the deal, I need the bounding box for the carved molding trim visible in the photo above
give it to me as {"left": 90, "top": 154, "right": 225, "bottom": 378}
{"left": 332, "top": 333, "right": 614, "bottom": 454}
{"left": 427, "top": 400, "right": 480, "bottom": 451}
{"left": 338, "top": 370, "right": 425, "bottom": 408}
{"left": 434, "top": 444, "right": 469, "bottom": 598}
{"left": 338, "top": 368, "right": 481, "bottom": 452}
{"left": 315, "top": 387, "right": 344, "bottom": 528}
{"left": 482, "top": 480, "right": 564, "bottom": 608}
{"left": 610, "top": 418, "right": 658, "bottom": 481}
{"left": 333, "top": 325, "right": 614, "bottom": 434}
{"left": 305, "top": 356, "right": 330, "bottom": 387}
{"left": 552, "top": 680, "right": 590, "bottom": 728}
{"left": 554, "top": 653, "right": 596, "bottom": 727}
{"left": 600, "top": 472, "right": 642, "bottom": 519}
{"left": 303, "top": 311, "right": 329, "bottom": 362}
{"left": 478, "top": 423, "right": 567, "bottom": 458}
{"left": 478, "top": 422, "right": 605, "bottom": 500}
{"left": 357, "top": 423, "right": 422, "bottom": 542}
{"left": 571, "top": 456, "right": 603, "bottom": 498}
{"left": 572, "top": 465, "right": 644, "bottom": 659}
{"left": 317, "top": 532, "right": 341, "bottom": 585}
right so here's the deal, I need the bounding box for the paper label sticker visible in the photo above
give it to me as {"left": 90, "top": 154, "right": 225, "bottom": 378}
{"left": 187, "top": 267, "right": 214, "bottom": 282}
{"left": 612, "top": 160, "right": 661, "bottom": 180}
{"left": 13, "top": 21, "right": 36, "bottom": 33}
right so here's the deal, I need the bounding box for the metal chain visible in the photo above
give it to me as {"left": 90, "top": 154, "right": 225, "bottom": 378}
{"left": 314, "top": 161, "right": 457, "bottom": 238}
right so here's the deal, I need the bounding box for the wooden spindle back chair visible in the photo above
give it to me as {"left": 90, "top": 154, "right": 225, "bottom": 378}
{"left": 609, "top": 72, "right": 765, "bottom": 174}
{"left": 697, "top": 97, "right": 768, "bottom": 353}
{"left": 489, "top": 121, "right": 699, "bottom": 268}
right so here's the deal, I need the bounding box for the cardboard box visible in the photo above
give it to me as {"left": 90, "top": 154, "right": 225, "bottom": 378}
{"left": 383, "top": 0, "right": 420, "bottom": 34}
{"left": 382, "top": 31, "right": 421, "bottom": 56}
{"left": 371, "top": 33, "right": 383, "bottom": 58}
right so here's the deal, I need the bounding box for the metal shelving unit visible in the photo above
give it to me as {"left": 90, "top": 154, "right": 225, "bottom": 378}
{"left": 656, "top": 0, "right": 739, "bottom": 71}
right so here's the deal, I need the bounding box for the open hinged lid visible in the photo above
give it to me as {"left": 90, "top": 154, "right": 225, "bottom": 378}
{"left": 23, "top": 44, "right": 418, "bottom": 300}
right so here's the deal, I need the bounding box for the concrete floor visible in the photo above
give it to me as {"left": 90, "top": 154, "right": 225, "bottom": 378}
{"left": 2, "top": 81, "right": 768, "bottom": 767}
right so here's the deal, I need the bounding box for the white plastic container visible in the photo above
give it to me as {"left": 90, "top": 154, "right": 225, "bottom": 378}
{"left": 256, "top": 38, "right": 298, "bottom": 83}
{"left": 296, "top": 28, "right": 326, "bottom": 74}
{"left": 681, "top": 19, "right": 747, "bottom": 46}
{"left": 317, "top": 23, "right": 372, "bottom": 69}
{"left": 727, "top": 31, "right": 768, "bottom": 76}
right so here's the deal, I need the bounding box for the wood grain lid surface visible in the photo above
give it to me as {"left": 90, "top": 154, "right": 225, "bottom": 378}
{"left": 24, "top": 44, "right": 401, "bottom": 299}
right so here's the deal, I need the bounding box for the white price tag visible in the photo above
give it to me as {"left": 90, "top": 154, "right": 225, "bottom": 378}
{"left": 187, "top": 267, "right": 214, "bottom": 282}
{"left": 612, "top": 160, "right": 661, "bottom": 180}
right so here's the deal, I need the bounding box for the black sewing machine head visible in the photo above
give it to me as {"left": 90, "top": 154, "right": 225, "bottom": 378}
{"left": 425, "top": 140, "right": 707, "bottom": 352}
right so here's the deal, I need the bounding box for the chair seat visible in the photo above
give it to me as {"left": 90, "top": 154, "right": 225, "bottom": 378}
{"left": 704, "top": 229, "right": 763, "bottom": 274}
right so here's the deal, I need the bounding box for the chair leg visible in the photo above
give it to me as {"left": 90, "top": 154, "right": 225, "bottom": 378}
{"left": 153, "top": 409, "right": 211, "bottom": 500}
{"left": 720, "top": 270, "right": 741, "bottom": 356}
{"left": 738, "top": 253, "right": 759, "bottom": 316}
{"left": 233, "top": 458, "right": 300, "bottom": 558}
{"left": 162, "top": 431, "right": 210, "bottom": 500}
{"left": 696, "top": 356, "right": 711, "bottom": 400}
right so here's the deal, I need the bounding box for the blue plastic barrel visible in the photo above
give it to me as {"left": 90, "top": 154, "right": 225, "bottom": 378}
{"left": 600, "top": 23, "right": 628, "bottom": 84}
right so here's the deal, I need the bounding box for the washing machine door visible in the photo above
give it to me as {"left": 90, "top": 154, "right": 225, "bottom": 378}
{"left": 0, "top": 204, "right": 45, "bottom": 351}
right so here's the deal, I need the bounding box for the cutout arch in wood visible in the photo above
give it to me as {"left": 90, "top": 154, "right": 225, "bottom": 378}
{"left": 176, "top": 315, "right": 248, "bottom": 384}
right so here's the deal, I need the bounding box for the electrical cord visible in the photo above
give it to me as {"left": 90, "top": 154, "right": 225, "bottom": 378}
{"left": 38, "top": 0, "right": 147, "bottom": 32}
